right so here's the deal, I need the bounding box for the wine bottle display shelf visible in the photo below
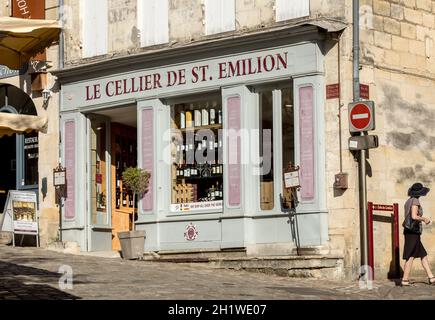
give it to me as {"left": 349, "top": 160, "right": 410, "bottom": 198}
{"left": 177, "top": 124, "right": 222, "bottom": 132}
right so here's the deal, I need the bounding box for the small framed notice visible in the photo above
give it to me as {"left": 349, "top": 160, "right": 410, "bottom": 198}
{"left": 284, "top": 170, "right": 301, "bottom": 189}
{"left": 53, "top": 165, "right": 66, "bottom": 187}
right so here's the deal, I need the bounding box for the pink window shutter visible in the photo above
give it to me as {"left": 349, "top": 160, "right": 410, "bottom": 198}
{"left": 141, "top": 108, "right": 154, "bottom": 212}
{"left": 299, "top": 86, "right": 315, "bottom": 202}
{"left": 227, "top": 96, "right": 241, "bottom": 207}
{"left": 64, "top": 121, "right": 76, "bottom": 219}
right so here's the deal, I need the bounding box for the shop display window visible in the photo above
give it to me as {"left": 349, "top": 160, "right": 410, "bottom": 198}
{"left": 258, "top": 86, "right": 295, "bottom": 211}
{"left": 23, "top": 132, "right": 38, "bottom": 186}
{"left": 90, "top": 119, "right": 108, "bottom": 225}
{"left": 170, "top": 98, "right": 223, "bottom": 213}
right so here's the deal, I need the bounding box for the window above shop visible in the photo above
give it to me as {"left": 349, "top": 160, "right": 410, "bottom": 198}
{"left": 80, "top": 0, "right": 108, "bottom": 58}
{"left": 137, "top": 0, "right": 169, "bottom": 47}
{"left": 204, "top": 0, "right": 235, "bottom": 36}
{"left": 275, "top": 0, "right": 310, "bottom": 22}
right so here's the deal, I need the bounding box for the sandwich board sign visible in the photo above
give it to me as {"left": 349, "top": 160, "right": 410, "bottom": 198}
{"left": 0, "top": 191, "right": 39, "bottom": 247}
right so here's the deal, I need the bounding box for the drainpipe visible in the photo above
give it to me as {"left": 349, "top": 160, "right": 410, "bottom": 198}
{"left": 353, "top": 0, "right": 369, "bottom": 280}
{"left": 58, "top": 0, "right": 65, "bottom": 242}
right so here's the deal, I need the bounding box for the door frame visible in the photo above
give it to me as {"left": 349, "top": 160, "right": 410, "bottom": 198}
{"left": 86, "top": 113, "right": 112, "bottom": 251}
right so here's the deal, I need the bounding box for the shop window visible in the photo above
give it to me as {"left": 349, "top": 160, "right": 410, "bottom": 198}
{"left": 204, "top": 0, "right": 235, "bottom": 35}
{"left": 259, "top": 91, "right": 274, "bottom": 211}
{"left": 137, "top": 0, "right": 169, "bottom": 47}
{"left": 170, "top": 97, "right": 223, "bottom": 213}
{"left": 23, "top": 132, "right": 38, "bottom": 186}
{"left": 258, "top": 86, "right": 295, "bottom": 211}
{"left": 90, "top": 119, "right": 108, "bottom": 225}
{"left": 281, "top": 87, "right": 295, "bottom": 209}
{"left": 275, "top": 0, "right": 310, "bottom": 22}
{"left": 80, "top": 0, "right": 108, "bottom": 58}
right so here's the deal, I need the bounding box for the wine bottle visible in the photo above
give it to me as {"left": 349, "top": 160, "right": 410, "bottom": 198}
{"left": 210, "top": 185, "right": 216, "bottom": 201}
{"left": 215, "top": 182, "right": 220, "bottom": 200}
{"left": 180, "top": 111, "right": 186, "bottom": 129}
{"left": 122, "top": 190, "right": 127, "bottom": 206}
{"left": 202, "top": 108, "right": 209, "bottom": 126}
{"left": 218, "top": 110, "right": 222, "bottom": 124}
{"left": 194, "top": 109, "right": 202, "bottom": 127}
{"left": 116, "top": 187, "right": 121, "bottom": 209}
{"left": 184, "top": 164, "right": 191, "bottom": 178}
{"left": 210, "top": 108, "right": 216, "bottom": 125}
{"left": 186, "top": 105, "right": 194, "bottom": 128}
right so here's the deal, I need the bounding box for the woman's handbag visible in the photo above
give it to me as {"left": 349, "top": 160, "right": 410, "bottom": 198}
{"left": 403, "top": 212, "right": 421, "bottom": 233}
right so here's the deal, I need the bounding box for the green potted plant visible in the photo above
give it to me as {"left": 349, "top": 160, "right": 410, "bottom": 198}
{"left": 117, "top": 167, "right": 150, "bottom": 260}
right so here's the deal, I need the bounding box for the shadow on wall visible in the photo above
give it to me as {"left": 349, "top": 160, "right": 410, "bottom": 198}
{"left": 382, "top": 84, "right": 435, "bottom": 185}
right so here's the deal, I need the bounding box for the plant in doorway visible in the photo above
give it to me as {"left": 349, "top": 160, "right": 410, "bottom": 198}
{"left": 117, "top": 167, "right": 150, "bottom": 260}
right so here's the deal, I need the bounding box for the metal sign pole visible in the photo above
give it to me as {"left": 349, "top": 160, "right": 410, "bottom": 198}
{"left": 353, "top": 0, "right": 370, "bottom": 282}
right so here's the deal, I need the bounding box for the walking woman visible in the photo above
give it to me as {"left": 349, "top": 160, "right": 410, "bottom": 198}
{"left": 401, "top": 183, "right": 435, "bottom": 286}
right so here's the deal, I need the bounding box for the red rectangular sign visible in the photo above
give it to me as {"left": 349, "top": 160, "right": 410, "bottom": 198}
{"left": 360, "top": 84, "right": 370, "bottom": 100}
{"left": 12, "top": 0, "right": 46, "bottom": 62}
{"left": 326, "top": 84, "right": 340, "bottom": 99}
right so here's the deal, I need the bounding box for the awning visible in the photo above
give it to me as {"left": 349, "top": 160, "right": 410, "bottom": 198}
{"left": 0, "top": 17, "right": 61, "bottom": 70}
{"left": 0, "top": 112, "right": 47, "bottom": 137}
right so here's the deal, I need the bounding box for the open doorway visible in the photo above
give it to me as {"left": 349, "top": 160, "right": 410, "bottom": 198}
{"left": 88, "top": 105, "right": 137, "bottom": 252}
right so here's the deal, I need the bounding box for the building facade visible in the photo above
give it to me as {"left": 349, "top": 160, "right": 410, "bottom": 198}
{"left": 0, "top": 0, "right": 61, "bottom": 247}
{"left": 53, "top": 0, "right": 435, "bottom": 280}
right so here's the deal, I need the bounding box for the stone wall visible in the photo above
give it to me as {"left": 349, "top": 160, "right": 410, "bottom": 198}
{"left": 63, "top": 0, "right": 347, "bottom": 65}
{"left": 323, "top": 0, "right": 435, "bottom": 279}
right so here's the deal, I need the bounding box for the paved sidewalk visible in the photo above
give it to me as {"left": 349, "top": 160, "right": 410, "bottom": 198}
{"left": 0, "top": 245, "right": 434, "bottom": 300}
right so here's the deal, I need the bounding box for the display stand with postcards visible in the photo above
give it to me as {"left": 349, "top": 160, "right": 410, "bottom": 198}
{"left": 0, "top": 191, "right": 39, "bottom": 247}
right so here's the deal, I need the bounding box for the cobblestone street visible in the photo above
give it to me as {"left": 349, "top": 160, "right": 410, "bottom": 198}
{"left": 0, "top": 245, "right": 434, "bottom": 300}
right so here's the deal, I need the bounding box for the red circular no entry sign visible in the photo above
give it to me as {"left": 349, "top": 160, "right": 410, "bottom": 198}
{"left": 350, "top": 103, "right": 371, "bottom": 131}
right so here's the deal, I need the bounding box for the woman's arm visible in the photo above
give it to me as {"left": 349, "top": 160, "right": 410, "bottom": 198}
{"left": 411, "top": 205, "right": 430, "bottom": 224}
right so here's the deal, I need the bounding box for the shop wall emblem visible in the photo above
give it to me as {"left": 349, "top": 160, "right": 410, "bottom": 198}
{"left": 184, "top": 223, "right": 199, "bottom": 241}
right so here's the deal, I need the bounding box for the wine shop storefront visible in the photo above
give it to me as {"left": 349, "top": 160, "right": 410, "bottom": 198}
{"left": 56, "top": 25, "right": 331, "bottom": 254}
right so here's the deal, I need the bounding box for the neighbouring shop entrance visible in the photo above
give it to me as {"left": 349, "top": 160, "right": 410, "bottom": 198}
{"left": 0, "top": 84, "right": 39, "bottom": 212}
{"left": 86, "top": 106, "right": 137, "bottom": 252}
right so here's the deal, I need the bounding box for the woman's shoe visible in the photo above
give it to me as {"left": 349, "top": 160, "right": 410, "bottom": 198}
{"left": 428, "top": 277, "right": 435, "bottom": 285}
{"left": 401, "top": 279, "right": 411, "bottom": 286}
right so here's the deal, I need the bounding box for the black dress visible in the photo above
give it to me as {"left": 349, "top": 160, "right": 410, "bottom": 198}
{"left": 403, "top": 228, "right": 427, "bottom": 260}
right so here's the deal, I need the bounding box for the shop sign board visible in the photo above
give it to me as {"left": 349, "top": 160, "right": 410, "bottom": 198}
{"left": 326, "top": 83, "right": 340, "bottom": 99}
{"left": 0, "top": 65, "right": 20, "bottom": 79}
{"left": 348, "top": 101, "right": 375, "bottom": 133}
{"left": 0, "top": 191, "right": 38, "bottom": 237}
{"left": 360, "top": 84, "right": 370, "bottom": 100}
{"left": 61, "top": 43, "right": 320, "bottom": 110}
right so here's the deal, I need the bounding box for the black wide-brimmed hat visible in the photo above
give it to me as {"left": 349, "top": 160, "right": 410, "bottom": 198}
{"left": 408, "top": 183, "right": 430, "bottom": 197}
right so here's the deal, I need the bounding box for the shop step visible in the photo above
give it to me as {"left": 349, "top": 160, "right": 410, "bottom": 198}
{"left": 143, "top": 249, "right": 344, "bottom": 279}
